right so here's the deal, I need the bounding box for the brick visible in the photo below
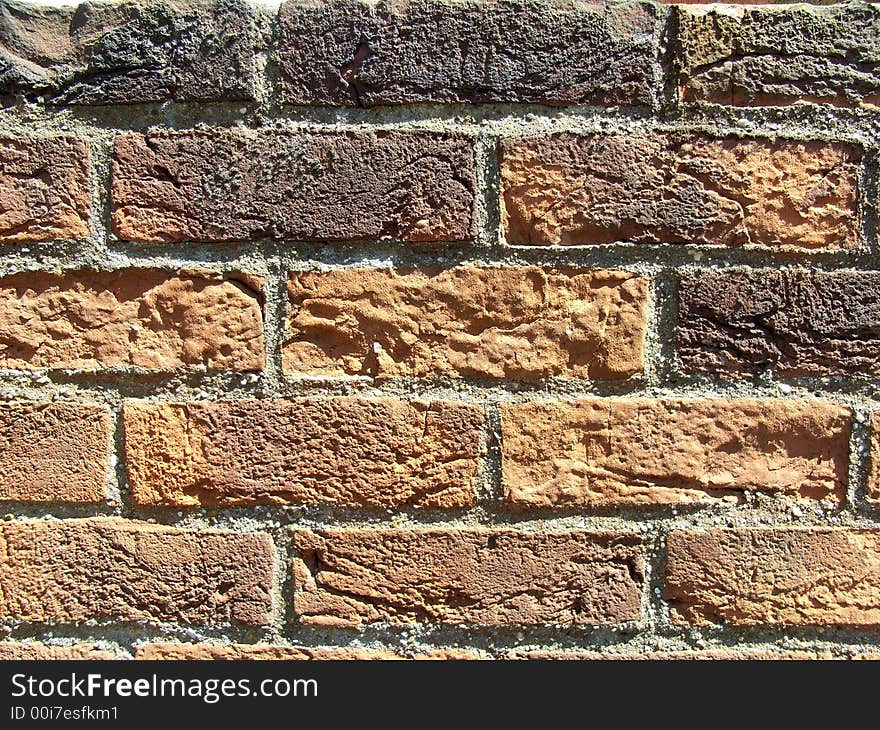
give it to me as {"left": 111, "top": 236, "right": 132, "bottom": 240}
{"left": 665, "top": 528, "right": 880, "bottom": 626}
{"left": 292, "top": 529, "right": 643, "bottom": 626}
{"left": 501, "top": 398, "right": 850, "bottom": 508}
{"left": 0, "top": 402, "right": 110, "bottom": 502}
{"left": 124, "top": 397, "right": 483, "bottom": 508}
{"left": 868, "top": 412, "right": 880, "bottom": 502}
{"left": 0, "top": 137, "right": 90, "bottom": 241}
{"left": 0, "top": 269, "right": 264, "bottom": 371}
{"left": 0, "top": 518, "right": 273, "bottom": 625}
{"left": 135, "top": 643, "right": 481, "bottom": 659}
{"left": 0, "top": 642, "right": 115, "bottom": 660}
{"left": 675, "top": 4, "right": 880, "bottom": 107}
{"left": 0, "top": 0, "right": 256, "bottom": 104}
{"left": 510, "top": 650, "right": 832, "bottom": 660}
{"left": 284, "top": 267, "right": 648, "bottom": 381}
{"left": 277, "top": 0, "right": 658, "bottom": 106}
{"left": 112, "top": 130, "right": 476, "bottom": 243}
{"left": 135, "top": 643, "right": 398, "bottom": 660}
{"left": 500, "top": 133, "right": 860, "bottom": 249}
{"left": 677, "top": 269, "right": 880, "bottom": 377}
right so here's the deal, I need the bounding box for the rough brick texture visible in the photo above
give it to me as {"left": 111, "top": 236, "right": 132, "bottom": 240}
{"left": 0, "top": 269, "right": 264, "bottom": 370}
{"left": 500, "top": 133, "right": 860, "bottom": 249}
{"left": 678, "top": 269, "right": 880, "bottom": 377}
{"left": 124, "top": 397, "right": 483, "bottom": 508}
{"left": 0, "top": 518, "right": 273, "bottom": 625}
{"left": 112, "top": 130, "right": 476, "bottom": 243}
{"left": 0, "top": 0, "right": 256, "bottom": 103}
{"left": 868, "top": 412, "right": 880, "bottom": 503}
{"left": 292, "top": 529, "right": 644, "bottom": 627}
{"left": 0, "top": 402, "right": 110, "bottom": 502}
{"left": 665, "top": 528, "right": 880, "bottom": 626}
{"left": 502, "top": 399, "right": 850, "bottom": 508}
{"left": 0, "top": 642, "right": 115, "bottom": 660}
{"left": 135, "top": 643, "right": 479, "bottom": 660}
{"left": 675, "top": 4, "right": 880, "bottom": 107}
{"left": 284, "top": 267, "right": 648, "bottom": 381}
{"left": 0, "top": 136, "right": 90, "bottom": 241}
{"left": 277, "top": 0, "right": 658, "bottom": 106}
{"left": 510, "top": 650, "right": 832, "bottom": 660}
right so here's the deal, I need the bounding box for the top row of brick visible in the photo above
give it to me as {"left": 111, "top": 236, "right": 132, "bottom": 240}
{"left": 1, "top": 0, "right": 877, "bottom": 108}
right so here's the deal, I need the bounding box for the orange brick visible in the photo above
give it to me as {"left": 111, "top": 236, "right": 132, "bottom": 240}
{"left": 502, "top": 398, "right": 850, "bottom": 507}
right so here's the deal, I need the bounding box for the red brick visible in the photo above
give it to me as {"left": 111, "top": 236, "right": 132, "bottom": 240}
{"left": 124, "top": 397, "right": 482, "bottom": 508}
{"left": 0, "top": 518, "right": 274, "bottom": 626}
{"left": 292, "top": 528, "right": 643, "bottom": 627}
{"left": 0, "top": 137, "right": 90, "bottom": 241}
{"left": 0, "top": 402, "right": 110, "bottom": 502}
{"left": 665, "top": 528, "right": 880, "bottom": 626}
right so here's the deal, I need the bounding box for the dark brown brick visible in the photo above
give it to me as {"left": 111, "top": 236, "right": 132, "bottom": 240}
{"left": 677, "top": 269, "right": 880, "bottom": 377}
{"left": 0, "top": 0, "right": 256, "bottom": 104}
{"left": 111, "top": 129, "right": 476, "bottom": 243}
{"left": 277, "top": 0, "right": 658, "bottom": 106}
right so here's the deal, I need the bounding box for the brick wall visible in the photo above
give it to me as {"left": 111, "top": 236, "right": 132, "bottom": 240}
{"left": 0, "top": 0, "right": 879, "bottom": 660}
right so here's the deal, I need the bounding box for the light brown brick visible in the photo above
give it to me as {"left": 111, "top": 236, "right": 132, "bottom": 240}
{"left": 0, "top": 642, "right": 115, "bottom": 660}
{"left": 0, "top": 518, "right": 273, "bottom": 626}
{"left": 866, "top": 411, "right": 880, "bottom": 502}
{"left": 0, "top": 137, "right": 90, "bottom": 241}
{"left": 502, "top": 399, "right": 850, "bottom": 507}
{"left": 124, "top": 397, "right": 482, "bottom": 508}
{"left": 284, "top": 267, "right": 648, "bottom": 381}
{"left": 0, "top": 269, "right": 264, "bottom": 371}
{"left": 665, "top": 528, "right": 880, "bottom": 626}
{"left": 500, "top": 133, "right": 860, "bottom": 250}
{"left": 292, "top": 528, "right": 643, "bottom": 627}
{"left": 0, "top": 402, "right": 110, "bottom": 502}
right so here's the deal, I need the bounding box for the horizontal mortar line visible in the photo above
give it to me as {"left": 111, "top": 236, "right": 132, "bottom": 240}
{"left": 1, "top": 501, "right": 877, "bottom": 530}
{"left": 3, "top": 372, "right": 880, "bottom": 404}
{"left": 6, "top": 245, "right": 880, "bottom": 273}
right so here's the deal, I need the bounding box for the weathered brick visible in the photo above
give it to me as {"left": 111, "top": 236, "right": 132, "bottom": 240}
{"left": 292, "top": 529, "right": 643, "bottom": 626}
{"left": 135, "top": 643, "right": 482, "bottom": 659}
{"left": 500, "top": 133, "right": 860, "bottom": 249}
{"left": 665, "top": 528, "right": 880, "bottom": 626}
{"left": 124, "top": 397, "right": 483, "bottom": 508}
{"left": 277, "top": 0, "right": 658, "bottom": 106}
{"left": 675, "top": 4, "right": 880, "bottom": 107}
{"left": 0, "top": 402, "right": 110, "bottom": 502}
{"left": 0, "top": 518, "right": 274, "bottom": 625}
{"left": 0, "top": 269, "right": 264, "bottom": 371}
{"left": 0, "top": 137, "right": 90, "bottom": 241}
{"left": 0, "top": 642, "right": 115, "bottom": 660}
{"left": 502, "top": 399, "right": 850, "bottom": 508}
{"left": 677, "top": 269, "right": 880, "bottom": 377}
{"left": 0, "top": 0, "right": 256, "bottom": 103}
{"left": 284, "top": 267, "right": 648, "bottom": 381}
{"left": 868, "top": 412, "right": 880, "bottom": 502}
{"left": 112, "top": 130, "right": 475, "bottom": 243}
